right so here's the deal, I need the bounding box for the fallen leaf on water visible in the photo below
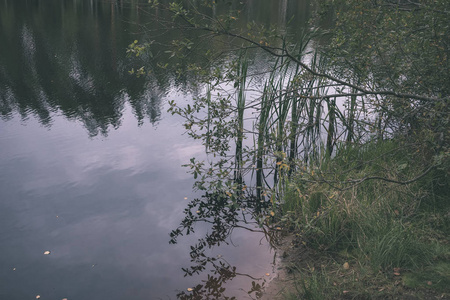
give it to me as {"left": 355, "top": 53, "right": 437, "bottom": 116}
{"left": 265, "top": 273, "right": 270, "bottom": 276}
{"left": 343, "top": 262, "right": 349, "bottom": 270}
{"left": 43, "top": 251, "right": 51, "bottom": 255}
{"left": 184, "top": 197, "right": 188, "bottom": 200}
{"left": 12, "top": 268, "right": 16, "bottom": 271}
{"left": 36, "top": 296, "right": 41, "bottom": 299}
{"left": 62, "top": 298, "right": 68, "bottom": 300}
{"left": 187, "top": 288, "right": 193, "bottom": 292}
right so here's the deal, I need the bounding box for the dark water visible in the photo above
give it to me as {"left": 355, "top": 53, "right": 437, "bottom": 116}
{"left": 0, "top": 1, "right": 310, "bottom": 299}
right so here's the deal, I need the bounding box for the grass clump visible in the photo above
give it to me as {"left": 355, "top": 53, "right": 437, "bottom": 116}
{"left": 403, "top": 262, "right": 450, "bottom": 293}
{"left": 274, "top": 138, "right": 450, "bottom": 299}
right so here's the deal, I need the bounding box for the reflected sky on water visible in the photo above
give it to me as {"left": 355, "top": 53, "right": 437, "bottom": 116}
{"left": 0, "top": 103, "right": 274, "bottom": 299}
{"left": 0, "top": 0, "right": 311, "bottom": 298}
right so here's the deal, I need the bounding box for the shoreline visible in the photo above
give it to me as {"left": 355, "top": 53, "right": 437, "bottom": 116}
{"left": 260, "top": 234, "right": 298, "bottom": 300}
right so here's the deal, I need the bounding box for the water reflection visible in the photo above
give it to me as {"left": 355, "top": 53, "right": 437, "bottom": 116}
{"left": 170, "top": 191, "right": 279, "bottom": 299}
{"left": 0, "top": 0, "right": 312, "bottom": 136}
{"left": 0, "top": 0, "right": 165, "bottom": 136}
{"left": 0, "top": 0, "right": 311, "bottom": 298}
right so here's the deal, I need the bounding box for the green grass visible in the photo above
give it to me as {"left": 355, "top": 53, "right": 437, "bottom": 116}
{"left": 274, "top": 138, "right": 450, "bottom": 299}
{"left": 403, "top": 262, "right": 450, "bottom": 293}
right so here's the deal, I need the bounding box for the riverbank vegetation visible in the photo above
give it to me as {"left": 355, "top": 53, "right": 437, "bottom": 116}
{"left": 276, "top": 137, "right": 449, "bottom": 299}
{"left": 271, "top": 1, "right": 450, "bottom": 298}
{"left": 129, "top": 0, "right": 449, "bottom": 298}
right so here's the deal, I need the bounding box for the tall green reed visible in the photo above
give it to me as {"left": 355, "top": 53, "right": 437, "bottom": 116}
{"left": 234, "top": 52, "right": 248, "bottom": 185}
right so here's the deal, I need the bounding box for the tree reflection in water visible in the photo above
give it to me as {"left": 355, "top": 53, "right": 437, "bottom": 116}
{"left": 170, "top": 192, "right": 276, "bottom": 299}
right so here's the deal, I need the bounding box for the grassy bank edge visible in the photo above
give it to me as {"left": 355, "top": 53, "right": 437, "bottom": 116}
{"left": 266, "top": 138, "right": 450, "bottom": 299}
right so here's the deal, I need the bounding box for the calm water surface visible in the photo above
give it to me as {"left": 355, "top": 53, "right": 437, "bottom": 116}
{"left": 0, "top": 1, "right": 310, "bottom": 298}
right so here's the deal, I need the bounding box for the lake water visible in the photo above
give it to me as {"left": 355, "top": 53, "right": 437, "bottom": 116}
{"left": 0, "top": 1, "right": 310, "bottom": 299}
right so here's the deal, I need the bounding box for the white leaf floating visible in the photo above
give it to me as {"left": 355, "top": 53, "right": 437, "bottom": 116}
{"left": 43, "top": 251, "right": 51, "bottom": 255}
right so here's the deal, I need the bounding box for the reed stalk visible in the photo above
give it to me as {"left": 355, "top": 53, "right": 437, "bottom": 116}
{"left": 346, "top": 88, "right": 357, "bottom": 144}
{"left": 234, "top": 52, "right": 248, "bottom": 185}
{"left": 326, "top": 97, "right": 336, "bottom": 157}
